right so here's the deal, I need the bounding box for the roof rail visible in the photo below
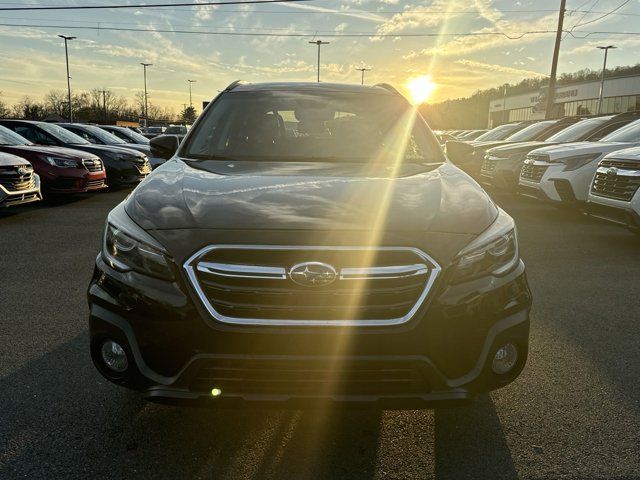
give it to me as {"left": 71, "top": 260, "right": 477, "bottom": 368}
{"left": 223, "top": 80, "right": 246, "bottom": 92}
{"left": 374, "top": 83, "right": 402, "bottom": 96}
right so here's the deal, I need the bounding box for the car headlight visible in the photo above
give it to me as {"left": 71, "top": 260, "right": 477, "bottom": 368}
{"left": 44, "top": 156, "right": 79, "bottom": 168}
{"left": 450, "top": 208, "right": 519, "bottom": 283}
{"left": 555, "top": 153, "right": 601, "bottom": 172}
{"left": 102, "top": 202, "right": 173, "bottom": 280}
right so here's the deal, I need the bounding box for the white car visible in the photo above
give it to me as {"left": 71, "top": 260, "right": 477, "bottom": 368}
{"left": 586, "top": 146, "right": 640, "bottom": 233}
{"left": 518, "top": 118, "right": 640, "bottom": 204}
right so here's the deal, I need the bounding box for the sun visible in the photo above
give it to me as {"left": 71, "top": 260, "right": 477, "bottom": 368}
{"left": 405, "top": 75, "right": 437, "bottom": 105}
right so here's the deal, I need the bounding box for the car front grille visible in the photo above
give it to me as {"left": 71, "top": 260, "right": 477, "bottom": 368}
{"left": 184, "top": 246, "right": 441, "bottom": 326}
{"left": 480, "top": 157, "right": 498, "bottom": 177}
{"left": 82, "top": 158, "right": 103, "bottom": 172}
{"left": 520, "top": 163, "right": 548, "bottom": 183}
{"left": 591, "top": 161, "right": 640, "bottom": 202}
{"left": 0, "top": 165, "right": 35, "bottom": 192}
{"left": 188, "top": 357, "right": 431, "bottom": 395}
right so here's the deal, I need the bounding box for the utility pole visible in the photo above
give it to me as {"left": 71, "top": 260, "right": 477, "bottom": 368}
{"left": 597, "top": 45, "right": 616, "bottom": 114}
{"left": 502, "top": 83, "right": 508, "bottom": 123}
{"left": 187, "top": 79, "right": 196, "bottom": 108}
{"left": 355, "top": 67, "right": 371, "bottom": 85}
{"left": 545, "top": 0, "right": 566, "bottom": 119}
{"left": 58, "top": 35, "right": 76, "bottom": 122}
{"left": 99, "top": 89, "right": 108, "bottom": 123}
{"left": 308, "top": 40, "right": 329, "bottom": 82}
{"left": 140, "top": 63, "right": 152, "bottom": 127}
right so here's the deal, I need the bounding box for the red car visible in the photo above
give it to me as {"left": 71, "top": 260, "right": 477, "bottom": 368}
{"left": 0, "top": 125, "right": 107, "bottom": 193}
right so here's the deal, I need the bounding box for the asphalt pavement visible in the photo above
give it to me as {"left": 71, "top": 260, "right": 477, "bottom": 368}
{"left": 0, "top": 189, "right": 639, "bottom": 480}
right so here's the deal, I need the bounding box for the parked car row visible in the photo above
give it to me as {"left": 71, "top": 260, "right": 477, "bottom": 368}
{"left": 0, "top": 120, "right": 162, "bottom": 208}
{"left": 434, "top": 128, "right": 489, "bottom": 145}
{"left": 445, "top": 112, "right": 640, "bottom": 234}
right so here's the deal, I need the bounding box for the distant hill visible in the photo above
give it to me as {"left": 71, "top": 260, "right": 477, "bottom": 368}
{"left": 420, "top": 64, "right": 640, "bottom": 129}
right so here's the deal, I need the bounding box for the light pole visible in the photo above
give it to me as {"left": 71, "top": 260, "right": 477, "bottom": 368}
{"left": 597, "top": 45, "right": 616, "bottom": 115}
{"left": 355, "top": 67, "right": 371, "bottom": 85}
{"left": 140, "top": 63, "right": 152, "bottom": 126}
{"left": 308, "top": 40, "right": 329, "bottom": 83}
{"left": 58, "top": 34, "right": 76, "bottom": 122}
{"left": 187, "top": 79, "right": 196, "bottom": 108}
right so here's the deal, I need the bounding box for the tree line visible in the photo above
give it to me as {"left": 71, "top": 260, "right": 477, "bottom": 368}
{"left": 420, "top": 63, "right": 640, "bottom": 130}
{"left": 0, "top": 89, "right": 198, "bottom": 125}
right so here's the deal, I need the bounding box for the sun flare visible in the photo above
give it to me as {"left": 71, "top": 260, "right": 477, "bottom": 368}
{"left": 405, "top": 75, "right": 437, "bottom": 105}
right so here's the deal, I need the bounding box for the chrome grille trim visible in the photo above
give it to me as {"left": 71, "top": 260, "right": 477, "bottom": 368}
{"left": 184, "top": 245, "right": 441, "bottom": 327}
{"left": 197, "top": 262, "right": 287, "bottom": 279}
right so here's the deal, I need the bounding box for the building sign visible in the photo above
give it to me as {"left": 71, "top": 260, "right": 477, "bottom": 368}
{"left": 555, "top": 89, "right": 578, "bottom": 99}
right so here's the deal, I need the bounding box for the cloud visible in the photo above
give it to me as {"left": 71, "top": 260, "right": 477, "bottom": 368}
{"left": 374, "top": 0, "right": 502, "bottom": 36}
{"left": 454, "top": 59, "right": 546, "bottom": 77}
{"left": 399, "top": 12, "right": 557, "bottom": 58}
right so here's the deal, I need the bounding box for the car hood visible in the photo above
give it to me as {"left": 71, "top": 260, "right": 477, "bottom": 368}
{"left": 67, "top": 144, "right": 146, "bottom": 159}
{"left": 487, "top": 141, "right": 555, "bottom": 156}
{"left": 114, "top": 143, "right": 151, "bottom": 155}
{"left": 126, "top": 159, "right": 497, "bottom": 234}
{"left": 7, "top": 144, "right": 99, "bottom": 160}
{"left": 0, "top": 151, "right": 30, "bottom": 166}
{"left": 529, "top": 141, "right": 636, "bottom": 159}
{"left": 603, "top": 146, "right": 640, "bottom": 160}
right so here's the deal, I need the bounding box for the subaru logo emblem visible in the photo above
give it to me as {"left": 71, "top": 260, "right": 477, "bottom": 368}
{"left": 289, "top": 262, "right": 337, "bottom": 287}
{"left": 606, "top": 166, "right": 618, "bottom": 177}
{"left": 17, "top": 167, "right": 29, "bottom": 176}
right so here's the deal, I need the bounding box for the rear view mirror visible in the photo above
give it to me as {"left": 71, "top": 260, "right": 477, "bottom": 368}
{"left": 150, "top": 135, "right": 180, "bottom": 159}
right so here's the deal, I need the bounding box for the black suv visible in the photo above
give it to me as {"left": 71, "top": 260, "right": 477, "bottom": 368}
{"left": 88, "top": 82, "right": 532, "bottom": 407}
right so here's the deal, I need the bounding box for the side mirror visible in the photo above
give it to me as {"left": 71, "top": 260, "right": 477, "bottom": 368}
{"left": 150, "top": 135, "right": 180, "bottom": 160}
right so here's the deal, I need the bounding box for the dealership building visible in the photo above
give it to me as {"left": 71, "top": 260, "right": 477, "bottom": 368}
{"left": 488, "top": 74, "right": 640, "bottom": 127}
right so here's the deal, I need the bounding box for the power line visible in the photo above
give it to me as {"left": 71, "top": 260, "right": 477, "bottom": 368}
{"left": 0, "top": 22, "right": 564, "bottom": 38}
{"left": 0, "top": 0, "right": 317, "bottom": 12}
{"left": 570, "top": 0, "right": 631, "bottom": 28}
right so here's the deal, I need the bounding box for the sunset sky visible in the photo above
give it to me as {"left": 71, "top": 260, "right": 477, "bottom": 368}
{"left": 1, "top": 0, "right": 639, "bottom": 112}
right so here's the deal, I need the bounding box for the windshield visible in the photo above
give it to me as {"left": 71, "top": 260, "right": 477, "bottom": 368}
{"left": 474, "top": 124, "right": 522, "bottom": 141}
{"left": 79, "top": 125, "right": 127, "bottom": 144}
{"left": 601, "top": 119, "right": 640, "bottom": 142}
{"left": 116, "top": 128, "right": 149, "bottom": 143}
{"left": 546, "top": 117, "right": 611, "bottom": 142}
{"left": 0, "top": 125, "right": 31, "bottom": 146}
{"left": 182, "top": 91, "right": 442, "bottom": 164}
{"left": 146, "top": 127, "right": 164, "bottom": 133}
{"left": 505, "top": 121, "right": 555, "bottom": 142}
{"left": 40, "top": 123, "right": 90, "bottom": 145}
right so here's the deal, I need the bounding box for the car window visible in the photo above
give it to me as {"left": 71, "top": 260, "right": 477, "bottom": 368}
{"left": 0, "top": 125, "right": 33, "bottom": 145}
{"left": 105, "top": 128, "right": 132, "bottom": 142}
{"left": 546, "top": 117, "right": 610, "bottom": 142}
{"left": 39, "top": 123, "right": 90, "bottom": 144}
{"left": 601, "top": 120, "right": 640, "bottom": 142}
{"left": 505, "top": 121, "right": 555, "bottom": 142}
{"left": 14, "top": 125, "right": 56, "bottom": 145}
{"left": 182, "top": 91, "right": 443, "bottom": 164}
{"left": 474, "top": 124, "right": 521, "bottom": 141}
{"left": 66, "top": 127, "right": 100, "bottom": 143}
{"left": 588, "top": 121, "right": 633, "bottom": 141}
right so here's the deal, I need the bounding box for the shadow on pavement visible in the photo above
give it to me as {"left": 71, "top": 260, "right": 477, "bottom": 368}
{"left": 434, "top": 395, "right": 518, "bottom": 480}
{"left": 0, "top": 332, "right": 517, "bottom": 479}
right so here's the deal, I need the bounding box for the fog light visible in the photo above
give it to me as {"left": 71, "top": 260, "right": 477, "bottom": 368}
{"left": 100, "top": 340, "right": 128, "bottom": 373}
{"left": 211, "top": 388, "right": 222, "bottom": 397}
{"left": 492, "top": 343, "right": 518, "bottom": 375}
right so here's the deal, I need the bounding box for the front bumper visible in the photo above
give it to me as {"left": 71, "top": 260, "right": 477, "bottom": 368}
{"left": 480, "top": 157, "right": 523, "bottom": 191}
{"left": 0, "top": 174, "right": 42, "bottom": 207}
{"left": 88, "top": 252, "right": 532, "bottom": 407}
{"left": 45, "top": 171, "right": 108, "bottom": 193}
{"left": 586, "top": 190, "right": 640, "bottom": 232}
